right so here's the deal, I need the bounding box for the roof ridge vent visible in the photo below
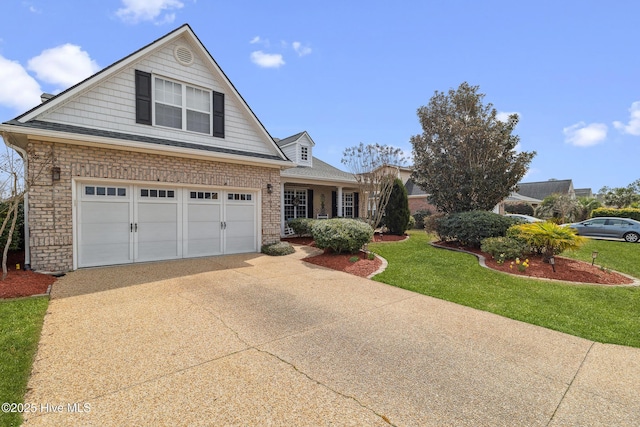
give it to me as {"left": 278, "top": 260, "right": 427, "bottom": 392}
{"left": 174, "top": 45, "right": 194, "bottom": 66}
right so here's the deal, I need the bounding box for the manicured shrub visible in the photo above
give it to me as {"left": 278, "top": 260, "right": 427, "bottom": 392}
{"left": 413, "top": 209, "right": 432, "bottom": 229}
{"left": 480, "top": 236, "right": 529, "bottom": 260}
{"left": 504, "top": 203, "right": 534, "bottom": 216}
{"left": 508, "top": 222, "right": 586, "bottom": 257}
{"left": 287, "top": 218, "right": 316, "bottom": 236}
{"left": 311, "top": 218, "right": 374, "bottom": 254}
{"left": 590, "top": 207, "right": 640, "bottom": 221}
{"left": 434, "top": 211, "right": 522, "bottom": 248}
{"left": 407, "top": 215, "right": 416, "bottom": 230}
{"left": 261, "top": 241, "right": 295, "bottom": 256}
{"left": 384, "top": 178, "right": 410, "bottom": 235}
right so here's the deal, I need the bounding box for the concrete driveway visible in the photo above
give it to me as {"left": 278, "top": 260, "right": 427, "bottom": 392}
{"left": 23, "top": 246, "right": 640, "bottom": 426}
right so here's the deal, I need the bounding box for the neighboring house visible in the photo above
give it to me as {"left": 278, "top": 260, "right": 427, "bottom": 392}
{"left": 404, "top": 178, "right": 437, "bottom": 214}
{"left": 516, "top": 179, "right": 576, "bottom": 200}
{"left": 277, "top": 131, "right": 360, "bottom": 231}
{"left": 494, "top": 192, "right": 543, "bottom": 214}
{"left": 0, "top": 24, "right": 294, "bottom": 272}
{"left": 574, "top": 188, "right": 594, "bottom": 198}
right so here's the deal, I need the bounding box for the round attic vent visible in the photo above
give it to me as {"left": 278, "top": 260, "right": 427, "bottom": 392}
{"left": 174, "top": 45, "right": 194, "bottom": 66}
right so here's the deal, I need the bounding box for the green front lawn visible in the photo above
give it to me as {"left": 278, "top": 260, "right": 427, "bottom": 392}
{"left": 370, "top": 230, "right": 640, "bottom": 348}
{"left": 0, "top": 297, "right": 48, "bottom": 427}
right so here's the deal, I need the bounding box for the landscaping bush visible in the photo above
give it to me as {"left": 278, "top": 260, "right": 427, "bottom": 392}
{"left": 434, "top": 211, "right": 522, "bottom": 248}
{"left": 407, "top": 215, "right": 416, "bottom": 230}
{"left": 413, "top": 209, "right": 432, "bottom": 229}
{"left": 384, "top": 178, "right": 410, "bottom": 235}
{"left": 423, "top": 212, "right": 444, "bottom": 234}
{"left": 311, "top": 218, "right": 374, "bottom": 254}
{"left": 481, "top": 236, "right": 529, "bottom": 261}
{"left": 590, "top": 207, "right": 640, "bottom": 221}
{"left": 0, "top": 202, "right": 24, "bottom": 251}
{"left": 261, "top": 241, "right": 295, "bottom": 256}
{"left": 287, "top": 218, "right": 316, "bottom": 236}
{"left": 508, "top": 222, "right": 586, "bottom": 258}
{"left": 504, "top": 203, "right": 534, "bottom": 216}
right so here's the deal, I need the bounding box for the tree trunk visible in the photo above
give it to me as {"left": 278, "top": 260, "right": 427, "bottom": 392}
{"left": 2, "top": 199, "right": 18, "bottom": 280}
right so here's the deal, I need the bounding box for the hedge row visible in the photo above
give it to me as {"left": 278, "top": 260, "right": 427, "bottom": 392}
{"left": 591, "top": 207, "right": 640, "bottom": 221}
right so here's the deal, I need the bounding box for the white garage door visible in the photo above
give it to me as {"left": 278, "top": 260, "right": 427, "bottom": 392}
{"left": 77, "top": 182, "right": 257, "bottom": 268}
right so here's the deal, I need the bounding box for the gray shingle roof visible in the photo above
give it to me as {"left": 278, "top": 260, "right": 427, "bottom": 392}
{"left": 404, "top": 179, "right": 428, "bottom": 196}
{"left": 281, "top": 156, "right": 356, "bottom": 183}
{"left": 517, "top": 179, "right": 573, "bottom": 200}
{"left": 275, "top": 131, "right": 306, "bottom": 148}
{"left": 3, "top": 120, "right": 286, "bottom": 161}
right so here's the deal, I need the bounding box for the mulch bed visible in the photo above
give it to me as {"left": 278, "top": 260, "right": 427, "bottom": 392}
{"left": 285, "top": 232, "right": 408, "bottom": 278}
{"left": 0, "top": 251, "right": 57, "bottom": 299}
{"left": 434, "top": 241, "right": 634, "bottom": 285}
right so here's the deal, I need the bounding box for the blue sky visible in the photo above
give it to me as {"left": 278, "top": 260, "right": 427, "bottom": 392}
{"left": 1, "top": 0, "right": 639, "bottom": 193}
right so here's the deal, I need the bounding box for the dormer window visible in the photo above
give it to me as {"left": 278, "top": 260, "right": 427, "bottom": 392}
{"left": 135, "top": 70, "right": 225, "bottom": 138}
{"left": 300, "top": 146, "right": 309, "bottom": 162}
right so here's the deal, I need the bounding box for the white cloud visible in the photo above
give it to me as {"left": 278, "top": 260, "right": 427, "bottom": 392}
{"left": 292, "top": 41, "right": 312, "bottom": 57}
{"left": 613, "top": 101, "right": 640, "bottom": 136}
{"left": 563, "top": 122, "right": 608, "bottom": 147}
{"left": 0, "top": 55, "right": 42, "bottom": 112}
{"left": 115, "top": 0, "right": 184, "bottom": 24}
{"left": 27, "top": 44, "right": 100, "bottom": 88}
{"left": 496, "top": 111, "right": 519, "bottom": 123}
{"left": 249, "top": 36, "right": 262, "bottom": 44}
{"left": 250, "top": 51, "right": 285, "bottom": 68}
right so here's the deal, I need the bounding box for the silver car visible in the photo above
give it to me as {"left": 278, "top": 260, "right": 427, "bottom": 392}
{"left": 568, "top": 217, "right": 640, "bottom": 243}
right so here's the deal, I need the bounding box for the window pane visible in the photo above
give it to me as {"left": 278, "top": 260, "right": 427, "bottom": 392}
{"left": 141, "top": 189, "right": 148, "bottom": 197}
{"left": 85, "top": 186, "right": 95, "bottom": 195}
{"left": 97, "top": 187, "right": 106, "bottom": 196}
{"left": 150, "top": 189, "right": 158, "bottom": 197}
{"left": 190, "top": 191, "right": 196, "bottom": 199}
{"left": 156, "top": 103, "right": 182, "bottom": 129}
{"left": 118, "top": 188, "right": 126, "bottom": 196}
{"left": 159, "top": 190, "right": 166, "bottom": 197}
{"left": 186, "top": 87, "right": 210, "bottom": 112}
{"left": 107, "top": 187, "right": 116, "bottom": 196}
{"left": 167, "top": 190, "right": 174, "bottom": 198}
{"left": 187, "top": 110, "right": 210, "bottom": 134}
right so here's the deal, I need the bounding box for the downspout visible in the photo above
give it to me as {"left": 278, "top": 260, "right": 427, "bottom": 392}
{"left": 1, "top": 132, "right": 30, "bottom": 270}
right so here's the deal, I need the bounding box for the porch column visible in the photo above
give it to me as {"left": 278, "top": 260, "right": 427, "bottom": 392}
{"left": 281, "top": 182, "right": 286, "bottom": 235}
{"left": 337, "top": 186, "right": 343, "bottom": 217}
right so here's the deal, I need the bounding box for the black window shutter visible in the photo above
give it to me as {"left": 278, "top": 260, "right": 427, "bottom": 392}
{"left": 354, "top": 193, "right": 359, "bottom": 218}
{"left": 135, "top": 70, "right": 152, "bottom": 125}
{"left": 331, "top": 191, "right": 338, "bottom": 217}
{"left": 212, "top": 91, "right": 225, "bottom": 138}
{"left": 307, "top": 189, "right": 314, "bottom": 218}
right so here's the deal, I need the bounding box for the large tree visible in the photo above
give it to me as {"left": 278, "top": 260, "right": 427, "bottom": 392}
{"left": 598, "top": 180, "right": 640, "bottom": 208}
{"left": 410, "top": 82, "right": 536, "bottom": 213}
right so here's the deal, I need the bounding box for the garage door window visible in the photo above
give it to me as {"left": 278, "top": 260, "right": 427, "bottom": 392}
{"left": 228, "top": 193, "right": 252, "bottom": 201}
{"left": 140, "top": 188, "right": 175, "bottom": 198}
{"left": 84, "top": 186, "right": 127, "bottom": 197}
{"left": 190, "top": 191, "right": 218, "bottom": 200}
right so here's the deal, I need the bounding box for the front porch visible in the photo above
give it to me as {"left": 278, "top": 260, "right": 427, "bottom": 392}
{"left": 280, "top": 184, "right": 360, "bottom": 236}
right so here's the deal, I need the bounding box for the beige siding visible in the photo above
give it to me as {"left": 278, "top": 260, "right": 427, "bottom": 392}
{"left": 40, "top": 36, "right": 276, "bottom": 157}
{"left": 27, "top": 139, "right": 281, "bottom": 272}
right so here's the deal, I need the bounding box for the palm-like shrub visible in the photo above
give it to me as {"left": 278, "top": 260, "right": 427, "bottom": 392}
{"left": 508, "top": 222, "right": 586, "bottom": 258}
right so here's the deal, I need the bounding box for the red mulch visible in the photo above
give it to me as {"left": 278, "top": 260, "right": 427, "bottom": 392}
{"left": 434, "top": 241, "right": 634, "bottom": 285}
{"left": 0, "top": 251, "right": 57, "bottom": 299}
{"left": 303, "top": 250, "right": 382, "bottom": 278}
{"left": 284, "top": 232, "right": 408, "bottom": 278}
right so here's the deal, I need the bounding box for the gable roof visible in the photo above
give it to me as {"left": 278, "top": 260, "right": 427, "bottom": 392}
{"left": 2, "top": 24, "right": 290, "bottom": 166}
{"left": 281, "top": 156, "right": 356, "bottom": 185}
{"left": 516, "top": 179, "right": 574, "bottom": 200}
{"left": 275, "top": 131, "right": 315, "bottom": 148}
{"left": 404, "top": 178, "right": 428, "bottom": 197}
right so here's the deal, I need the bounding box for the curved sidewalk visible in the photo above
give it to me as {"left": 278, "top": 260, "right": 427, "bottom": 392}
{"left": 23, "top": 246, "right": 640, "bottom": 426}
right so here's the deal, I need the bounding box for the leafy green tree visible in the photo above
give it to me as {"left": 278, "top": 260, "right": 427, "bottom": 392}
{"left": 598, "top": 180, "right": 640, "bottom": 208}
{"left": 410, "top": 82, "right": 535, "bottom": 213}
{"left": 383, "top": 178, "right": 410, "bottom": 235}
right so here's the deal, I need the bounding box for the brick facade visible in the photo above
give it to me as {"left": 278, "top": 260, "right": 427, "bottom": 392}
{"left": 27, "top": 140, "right": 281, "bottom": 272}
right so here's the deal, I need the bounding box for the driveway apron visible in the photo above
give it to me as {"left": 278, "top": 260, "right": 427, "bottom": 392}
{"left": 22, "top": 246, "right": 640, "bottom": 426}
